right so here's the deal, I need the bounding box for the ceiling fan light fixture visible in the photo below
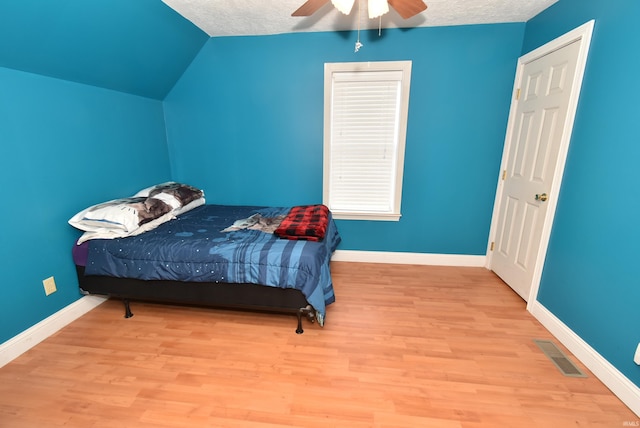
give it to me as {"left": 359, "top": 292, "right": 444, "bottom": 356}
{"left": 331, "top": 0, "right": 355, "bottom": 15}
{"left": 368, "top": 0, "right": 389, "bottom": 19}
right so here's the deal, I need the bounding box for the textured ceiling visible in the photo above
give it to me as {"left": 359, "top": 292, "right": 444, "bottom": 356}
{"left": 162, "top": 0, "right": 559, "bottom": 37}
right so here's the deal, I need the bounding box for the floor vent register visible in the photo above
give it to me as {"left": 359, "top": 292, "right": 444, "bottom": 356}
{"left": 533, "top": 339, "right": 587, "bottom": 378}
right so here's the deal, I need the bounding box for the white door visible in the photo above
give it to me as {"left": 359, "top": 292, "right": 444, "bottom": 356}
{"left": 489, "top": 21, "right": 594, "bottom": 302}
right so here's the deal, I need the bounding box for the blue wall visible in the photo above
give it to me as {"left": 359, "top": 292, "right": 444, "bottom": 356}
{"left": 524, "top": 0, "right": 640, "bottom": 386}
{"left": 164, "top": 24, "right": 525, "bottom": 254}
{"left": 0, "top": 68, "right": 172, "bottom": 343}
{"left": 0, "top": 0, "right": 208, "bottom": 99}
{"left": 4, "top": 0, "right": 636, "bottom": 397}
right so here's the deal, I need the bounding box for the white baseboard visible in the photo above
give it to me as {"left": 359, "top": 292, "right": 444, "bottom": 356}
{"left": 529, "top": 300, "right": 640, "bottom": 417}
{"left": 0, "top": 295, "right": 107, "bottom": 368}
{"left": 332, "top": 249, "right": 486, "bottom": 267}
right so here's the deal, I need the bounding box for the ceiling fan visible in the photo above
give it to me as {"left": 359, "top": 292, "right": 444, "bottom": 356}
{"left": 292, "top": 0, "right": 428, "bottom": 20}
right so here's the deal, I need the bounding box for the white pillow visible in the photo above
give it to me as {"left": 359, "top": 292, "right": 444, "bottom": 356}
{"left": 69, "top": 196, "right": 172, "bottom": 233}
{"left": 133, "top": 182, "right": 204, "bottom": 208}
{"left": 75, "top": 211, "right": 176, "bottom": 244}
{"left": 74, "top": 198, "right": 206, "bottom": 244}
{"left": 70, "top": 183, "right": 207, "bottom": 243}
{"left": 173, "top": 197, "right": 205, "bottom": 216}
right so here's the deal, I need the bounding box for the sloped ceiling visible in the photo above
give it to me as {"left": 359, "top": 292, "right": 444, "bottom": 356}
{"left": 162, "top": 0, "right": 558, "bottom": 37}
{"left": 0, "top": 0, "right": 208, "bottom": 100}
{"left": 0, "top": 0, "right": 558, "bottom": 100}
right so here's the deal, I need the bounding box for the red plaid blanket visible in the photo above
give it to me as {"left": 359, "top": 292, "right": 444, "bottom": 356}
{"left": 274, "top": 204, "right": 330, "bottom": 241}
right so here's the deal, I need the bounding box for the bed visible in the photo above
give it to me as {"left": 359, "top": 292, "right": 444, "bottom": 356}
{"left": 70, "top": 183, "right": 341, "bottom": 333}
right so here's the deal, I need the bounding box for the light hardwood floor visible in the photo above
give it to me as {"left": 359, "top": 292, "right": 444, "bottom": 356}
{"left": 0, "top": 262, "right": 636, "bottom": 427}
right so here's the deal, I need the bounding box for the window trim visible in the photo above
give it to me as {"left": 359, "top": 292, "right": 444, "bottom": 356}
{"left": 323, "top": 60, "right": 412, "bottom": 221}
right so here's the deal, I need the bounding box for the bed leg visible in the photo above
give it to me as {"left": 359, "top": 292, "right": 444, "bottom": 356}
{"left": 123, "top": 299, "right": 133, "bottom": 318}
{"left": 296, "top": 306, "right": 316, "bottom": 334}
{"left": 296, "top": 310, "right": 304, "bottom": 334}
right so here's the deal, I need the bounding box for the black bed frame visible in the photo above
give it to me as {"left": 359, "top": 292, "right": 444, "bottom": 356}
{"left": 75, "top": 266, "right": 317, "bottom": 333}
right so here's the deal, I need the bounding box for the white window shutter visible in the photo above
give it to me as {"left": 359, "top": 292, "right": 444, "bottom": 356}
{"left": 323, "top": 62, "right": 411, "bottom": 221}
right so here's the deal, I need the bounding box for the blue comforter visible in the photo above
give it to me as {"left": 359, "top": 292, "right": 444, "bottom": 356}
{"left": 85, "top": 205, "right": 341, "bottom": 325}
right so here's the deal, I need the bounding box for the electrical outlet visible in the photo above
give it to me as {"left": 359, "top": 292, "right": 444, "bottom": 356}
{"left": 43, "top": 276, "right": 57, "bottom": 296}
{"left": 634, "top": 343, "right": 640, "bottom": 366}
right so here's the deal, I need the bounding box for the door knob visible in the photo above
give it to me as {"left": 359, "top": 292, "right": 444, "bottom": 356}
{"left": 535, "top": 193, "right": 548, "bottom": 202}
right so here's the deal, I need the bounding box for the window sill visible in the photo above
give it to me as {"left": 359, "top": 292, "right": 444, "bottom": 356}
{"left": 331, "top": 212, "right": 401, "bottom": 221}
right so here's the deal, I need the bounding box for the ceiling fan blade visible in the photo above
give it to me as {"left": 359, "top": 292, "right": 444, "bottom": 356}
{"left": 387, "top": 0, "right": 427, "bottom": 19}
{"left": 292, "top": 0, "right": 331, "bottom": 16}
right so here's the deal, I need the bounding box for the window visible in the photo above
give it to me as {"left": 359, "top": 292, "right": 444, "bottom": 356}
{"left": 323, "top": 61, "right": 412, "bottom": 221}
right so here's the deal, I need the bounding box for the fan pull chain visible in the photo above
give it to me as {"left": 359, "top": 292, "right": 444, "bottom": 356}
{"left": 355, "top": 0, "right": 363, "bottom": 52}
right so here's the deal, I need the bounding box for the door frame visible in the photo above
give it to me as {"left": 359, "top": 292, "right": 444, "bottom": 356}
{"left": 486, "top": 20, "right": 595, "bottom": 308}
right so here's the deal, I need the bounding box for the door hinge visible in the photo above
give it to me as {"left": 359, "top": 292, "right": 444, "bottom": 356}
{"left": 490, "top": 242, "right": 495, "bottom": 251}
{"left": 502, "top": 170, "right": 507, "bottom": 180}
{"left": 516, "top": 88, "right": 521, "bottom": 100}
